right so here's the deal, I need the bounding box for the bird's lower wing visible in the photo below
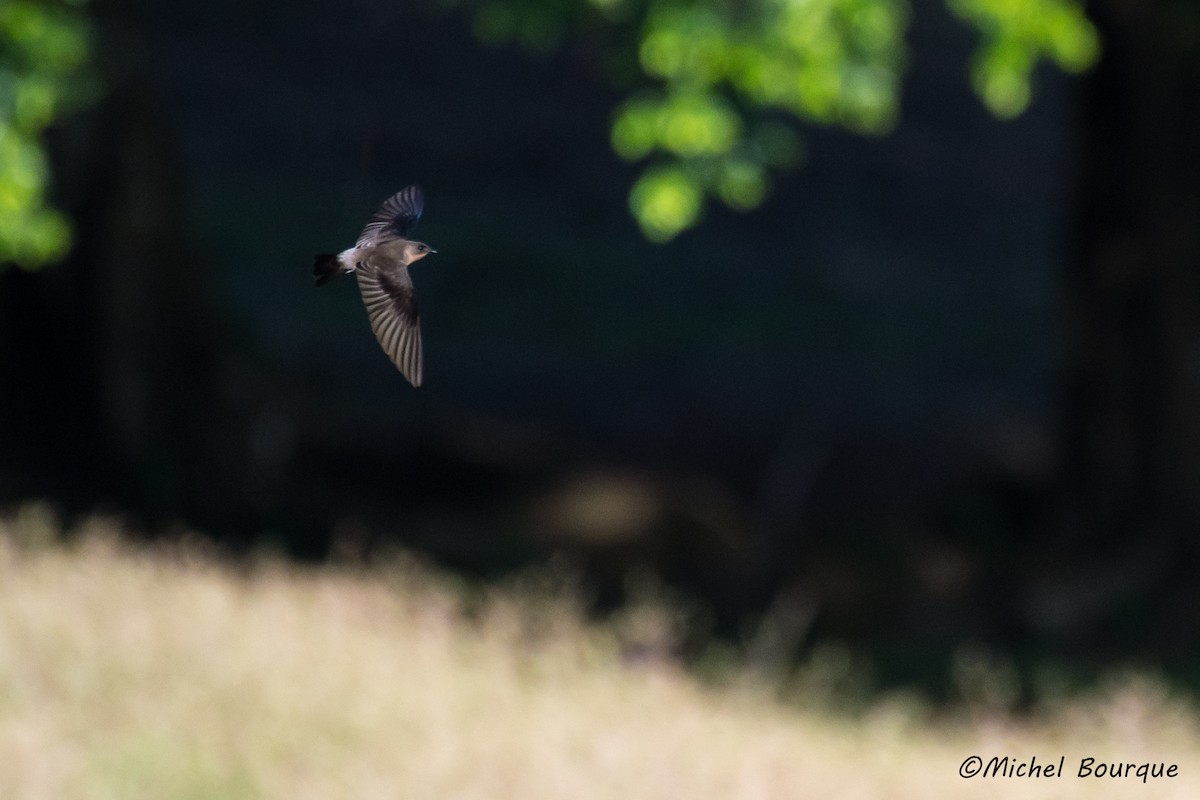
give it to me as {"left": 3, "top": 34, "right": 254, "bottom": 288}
{"left": 356, "top": 261, "right": 423, "bottom": 387}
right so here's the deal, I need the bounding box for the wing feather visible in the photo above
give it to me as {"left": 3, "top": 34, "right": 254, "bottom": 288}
{"left": 355, "top": 258, "right": 423, "bottom": 387}
{"left": 356, "top": 185, "right": 424, "bottom": 247}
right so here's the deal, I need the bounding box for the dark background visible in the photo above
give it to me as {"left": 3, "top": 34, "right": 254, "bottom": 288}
{"left": 2, "top": 0, "right": 1198, "bottom": 697}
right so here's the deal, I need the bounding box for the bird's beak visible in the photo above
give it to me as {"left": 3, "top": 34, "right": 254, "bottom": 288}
{"left": 429, "top": 248, "right": 438, "bottom": 254}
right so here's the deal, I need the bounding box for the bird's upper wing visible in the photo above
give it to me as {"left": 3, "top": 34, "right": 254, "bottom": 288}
{"left": 355, "top": 256, "right": 423, "bottom": 387}
{"left": 356, "top": 185, "right": 424, "bottom": 247}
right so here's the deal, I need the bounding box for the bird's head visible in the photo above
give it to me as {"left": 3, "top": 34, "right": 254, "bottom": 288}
{"left": 405, "top": 241, "right": 437, "bottom": 264}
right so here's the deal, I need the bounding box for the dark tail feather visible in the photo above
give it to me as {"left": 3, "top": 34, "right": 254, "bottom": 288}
{"left": 313, "top": 253, "right": 342, "bottom": 286}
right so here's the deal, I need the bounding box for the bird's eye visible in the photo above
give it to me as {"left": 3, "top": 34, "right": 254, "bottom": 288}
{"left": 418, "top": 245, "right": 427, "bottom": 252}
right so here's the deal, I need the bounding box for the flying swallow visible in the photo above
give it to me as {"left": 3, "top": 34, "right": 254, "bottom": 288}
{"left": 313, "top": 185, "right": 435, "bottom": 387}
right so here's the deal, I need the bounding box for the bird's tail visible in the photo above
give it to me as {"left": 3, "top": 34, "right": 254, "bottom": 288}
{"left": 313, "top": 253, "right": 343, "bottom": 286}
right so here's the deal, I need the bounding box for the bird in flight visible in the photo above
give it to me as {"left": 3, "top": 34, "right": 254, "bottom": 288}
{"left": 313, "top": 185, "right": 435, "bottom": 387}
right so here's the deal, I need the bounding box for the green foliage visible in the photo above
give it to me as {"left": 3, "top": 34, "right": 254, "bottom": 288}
{"left": 612, "top": 0, "right": 905, "bottom": 240}
{"left": 0, "top": 0, "right": 91, "bottom": 269}
{"left": 446, "top": 0, "right": 1099, "bottom": 242}
{"left": 948, "top": 0, "right": 1100, "bottom": 118}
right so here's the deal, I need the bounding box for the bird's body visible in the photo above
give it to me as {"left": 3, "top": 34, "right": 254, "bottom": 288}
{"left": 313, "top": 185, "right": 435, "bottom": 387}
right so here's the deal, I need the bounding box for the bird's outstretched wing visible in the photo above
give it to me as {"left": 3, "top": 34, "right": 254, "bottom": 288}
{"left": 356, "top": 185, "right": 424, "bottom": 247}
{"left": 356, "top": 257, "right": 423, "bottom": 387}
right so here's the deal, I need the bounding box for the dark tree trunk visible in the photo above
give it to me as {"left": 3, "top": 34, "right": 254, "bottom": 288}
{"left": 1063, "top": 0, "right": 1200, "bottom": 541}
{"left": 0, "top": 44, "right": 244, "bottom": 524}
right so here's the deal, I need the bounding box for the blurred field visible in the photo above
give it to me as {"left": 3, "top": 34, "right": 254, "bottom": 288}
{"left": 1, "top": 509, "right": 1197, "bottom": 800}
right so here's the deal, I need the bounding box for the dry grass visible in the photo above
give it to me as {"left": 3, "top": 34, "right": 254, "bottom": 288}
{"left": 1, "top": 508, "right": 1198, "bottom": 799}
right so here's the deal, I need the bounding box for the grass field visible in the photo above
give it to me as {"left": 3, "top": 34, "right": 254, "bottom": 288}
{"left": 1, "top": 508, "right": 1197, "bottom": 799}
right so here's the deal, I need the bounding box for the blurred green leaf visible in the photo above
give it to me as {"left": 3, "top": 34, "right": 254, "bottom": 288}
{"left": 948, "top": 0, "right": 1099, "bottom": 118}
{"left": 717, "top": 160, "right": 769, "bottom": 212}
{"left": 448, "top": 0, "right": 1098, "bottom": 241}
{"left": 617, "top": 0, "right": 907, "bottom": 237}
{"left": 0, "top": 0, "right": 92, "bottom": 269}
{"left": 612, "top": 91, "right": 742, "bottom": 160}
{"left": 629, "top": 166, "right": 702, "bottom": 242}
